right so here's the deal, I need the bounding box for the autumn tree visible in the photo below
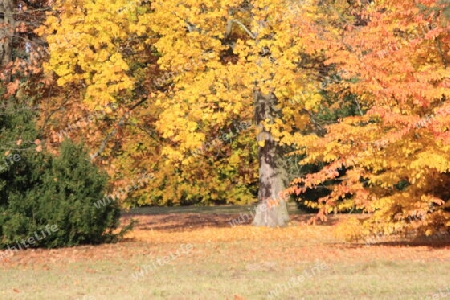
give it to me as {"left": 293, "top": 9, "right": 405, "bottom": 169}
{"left": 39, "top": 0, "right": 336, "bottom": 227}
{"left": 0, "top": 0, "right": 55, "bottom": 157}
{"left": 136, "top": 0, "right": 338, "bottom": 226}
{"left": 290, "top": 0, "right": 450, "bottom": 237}
{"left": 0, "top": 0, "right": 14, "bottom": 70}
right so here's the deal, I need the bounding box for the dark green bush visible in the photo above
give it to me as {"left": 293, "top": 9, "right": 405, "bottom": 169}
{"left": 0, "top": 105, "right": 121, "bottom": 249}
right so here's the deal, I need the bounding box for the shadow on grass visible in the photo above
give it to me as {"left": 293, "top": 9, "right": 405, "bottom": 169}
{"left": 121, "top": 205, "right": 353, "bottom": 231}
{"left": 121, "top": 206, "right": 450, "bottom": 249}
{"left": 368, "top": 236, "right": 450, "bottom": 248}
{"left": 344, "top": 232, "right": 450, "bottom": 249}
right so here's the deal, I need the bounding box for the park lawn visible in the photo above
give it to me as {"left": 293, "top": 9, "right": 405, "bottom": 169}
{"left": 0, "top": 207, "right": 449, "bottom": 300}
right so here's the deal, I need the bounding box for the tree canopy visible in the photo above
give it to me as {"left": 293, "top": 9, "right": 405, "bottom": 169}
{"left": 0, "top": 0, "right": 446, "bottom": 233}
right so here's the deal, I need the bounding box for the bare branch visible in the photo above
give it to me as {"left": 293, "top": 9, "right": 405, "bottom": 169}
{"left": 185, "top": 20, "right": 200, "bottom": 33}
{"left": 230, "top": 19, "right": 256, "bottom": 40}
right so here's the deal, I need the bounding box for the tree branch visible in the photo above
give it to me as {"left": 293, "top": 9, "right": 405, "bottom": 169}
{"left": 90, "top": 98, "right": 149, "bottom": 161}
{"left": 229, "top": 19, "right": 256, "bottom": 40}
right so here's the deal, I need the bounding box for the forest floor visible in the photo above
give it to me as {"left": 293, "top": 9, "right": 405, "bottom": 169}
{"left": 0, "top": 205, "right": 449, "bottom": 300}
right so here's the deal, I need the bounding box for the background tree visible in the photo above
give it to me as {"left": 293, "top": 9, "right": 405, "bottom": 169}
{"left": 0, "top": 0, "right": 13, "bottom": 69}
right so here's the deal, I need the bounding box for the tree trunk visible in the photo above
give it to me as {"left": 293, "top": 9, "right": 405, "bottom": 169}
{"left": 0, "top": 0, "right": 14, "bottom": 75}
{"left": 252, "top": 87, "right": 290, "bottom": 227}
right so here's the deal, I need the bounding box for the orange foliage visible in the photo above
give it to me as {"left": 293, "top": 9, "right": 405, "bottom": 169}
{"left": 290, "top": 0, "right": 450, "bottom": 237}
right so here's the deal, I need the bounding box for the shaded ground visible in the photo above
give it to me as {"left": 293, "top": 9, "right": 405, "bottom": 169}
{"left": 122, "top": 205, "right": 346, "bottom": 231}
{"left": 123, "top": 206, "right": 450, "bottom": 246}
{"left": 0, "top": 206, "right": 449, "bottom": 300}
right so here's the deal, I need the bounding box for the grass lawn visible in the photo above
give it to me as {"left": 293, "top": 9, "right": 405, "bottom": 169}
{"left": 0, "top": 206, "right": 449, "bottom": 300}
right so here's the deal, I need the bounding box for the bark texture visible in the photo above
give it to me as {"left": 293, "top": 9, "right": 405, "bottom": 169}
{"left": 252, "top": 88, "right": 289, "bottom": 227}
{"left": 0, "top": 0, "right": 13, "bottom": 79}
